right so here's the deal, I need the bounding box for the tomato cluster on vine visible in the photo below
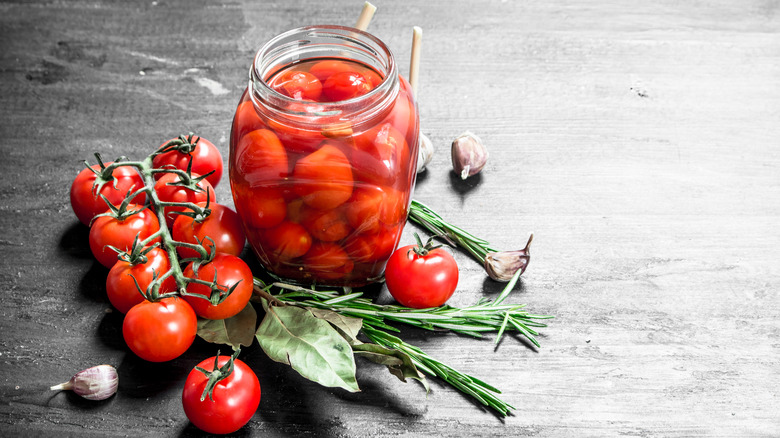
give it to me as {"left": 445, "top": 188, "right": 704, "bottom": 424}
{"left": 69, "top": 134, "right": 253, "bottom": 362}
{"left": 70, "top": 134, "right": 262, "bottom": 433}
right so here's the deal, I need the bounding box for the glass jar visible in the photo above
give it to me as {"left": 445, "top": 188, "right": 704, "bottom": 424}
{"left": 229, "top": 25, "right": 420, "bottom": 287}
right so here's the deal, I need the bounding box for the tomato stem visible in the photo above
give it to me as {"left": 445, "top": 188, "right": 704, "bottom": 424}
{"left": 195, "top": 348, "right": 240, "bottom": 402}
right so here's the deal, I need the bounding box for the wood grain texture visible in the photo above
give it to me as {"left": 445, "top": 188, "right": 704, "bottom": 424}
{"left": 1, "top": 0, "right": 778, "bottom": 436}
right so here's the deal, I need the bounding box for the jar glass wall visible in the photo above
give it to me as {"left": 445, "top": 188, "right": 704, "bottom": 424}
{"left": 229, "top": 25, "right": 419, "bottom": 287}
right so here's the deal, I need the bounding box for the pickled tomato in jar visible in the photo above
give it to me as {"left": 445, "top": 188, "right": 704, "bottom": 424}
{"left": 229, "top": 26, "right": 419, "bottom": 287}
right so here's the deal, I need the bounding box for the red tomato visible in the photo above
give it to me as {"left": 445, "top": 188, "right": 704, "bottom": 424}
{"left": 260, "top": 221, "right": 312, "bottom": 261}
{"left": 344, "top": 186, "right": 406, "bottom": 234}
{"left": 70, "top": 163, "right": 145, "bottom": 226}
{"left": 233, "top": 186, "right": 287, "bottom": 229}
{"left": 284, "top": 198, "right": 305, "bottom": 223}
{"left": 89, "top": 206, "right": 161, "bottom": 268}
{"left": 322, "top": 71, "right": 372, "bottom": 101}
{"left": 358, "top": 66, "right": 383, "bottom": 87}
{"left": 233, "top": 129, "right": 289, "bottom": 186}
{"left": 303, "top": 242, "right": 354, "bottom": 281}
{"left": 300, "top": 206, "right": 352, "bottom": 242}
{"left": 352, "top": 123, "right": 410, "bottom": 187}
{"left": 269, "top": 69, "right": 322, "bottom": 101}
{"left": 172, "top": 202, "right": 246, "bottom": 259}
{"left": 182, "top": 354, "right": 261, "bottom": 435}
{"left": 232, "top": 99, "right": 266, "bottom": 143}
{"left": 106, "top": 247, "right": 177, "bottom": 313}
{"left": 182, "top": 253, "right": 253, "bottom": 320}
{"left": 343, "top": 228, "right": 398, "bottom": 263}
{"left": 292, "top": 143, "right": 354, "bottom": 210}
{"left": 384, "top": 75, "right": 417, "bottom": 137}
{"left": 123, "top": 297, "right": 197, "bottom": 362}
{"left": 153, "top": 173, "right": 217, "bottom": 227}
{"left": 384, "top": 242, "right": 459, "bottom": 308}
{"left": 308, "top": 59, "right": 353, "bottom": 82}
{"left": 152, "top": 135, "right": 224, "bottom": 188}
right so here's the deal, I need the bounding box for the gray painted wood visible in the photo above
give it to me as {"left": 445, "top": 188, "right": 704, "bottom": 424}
{"left": 0, "top": 0, "right": 778, "bottom": 436}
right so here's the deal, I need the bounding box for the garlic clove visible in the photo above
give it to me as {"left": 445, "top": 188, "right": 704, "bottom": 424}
{"left": 484, "top": 234, "right": 533, "bottom": 281}
{"left": 50, "top": 364, "right": 118, "bottom": 401}
{"left": 416, "top": 133, "right": 434, "bottom": 173}
{"left": 451, "top": 131, "right": 488, "bottom": 180}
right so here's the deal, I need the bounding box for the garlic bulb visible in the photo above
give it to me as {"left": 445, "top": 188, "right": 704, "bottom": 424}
{"left": 417, "top": 133, "right": 434, "bottom": 173}
{"left": 484, "top": 234, "right": 533, "bottom": 281}
{"left": 451, "top": 131, "right": 488, "bottom": 180}
{"left": 50, "top": 364, "right": 118, "bottom": 401}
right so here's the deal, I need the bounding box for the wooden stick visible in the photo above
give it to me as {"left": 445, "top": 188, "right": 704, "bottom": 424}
{"left": 409, "top": 26, "right": 423, "bottom": 96}
{"left": 355, "top": 2, "right": 377, "bottom": 31}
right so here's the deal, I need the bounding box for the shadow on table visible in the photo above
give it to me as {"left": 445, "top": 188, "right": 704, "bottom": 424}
{"left": 58, "top": 221, "right": 92, "bottom": 259}
{"left": 448, "top": 169, "right": 483, "bottom": 198}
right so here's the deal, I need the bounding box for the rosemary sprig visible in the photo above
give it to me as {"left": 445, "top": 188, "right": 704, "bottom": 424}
{"left": 360, "top": 325, "right": 514, "bottom": 416}
{"left": 408, "top": 200, "right": 533, "bottom": 281}
{"left": 252, "top": 271, "right": 552, "bottom": 416}
{"left": 408, "top": 200, "right": 495, "bottom": 262}
{"left": 258, "top": 270, "right": 551, "bottom": 347}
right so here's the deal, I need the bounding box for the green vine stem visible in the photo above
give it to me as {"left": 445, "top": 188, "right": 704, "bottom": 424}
{"left": 83, "top": 137, "right": 229, "bottom": 303}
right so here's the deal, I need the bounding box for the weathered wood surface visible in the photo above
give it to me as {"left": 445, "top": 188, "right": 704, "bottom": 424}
{"left": 1, "top": 0, "right": 778, "bottom": 436}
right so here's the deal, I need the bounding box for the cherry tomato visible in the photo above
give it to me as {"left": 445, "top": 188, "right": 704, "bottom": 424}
{"left": 321, "top": 71, "right": 372, "bottom": 101}
{"left": 344, "top": 186, "right": 405, "bottom": 234}
{"left": 106, "top": 247, "right": 176, "bottom": 314}
{"left": 152, "top": 135, "right": 223, "bottom": 188}
{"left": 182, "top": 253, "right": 253, "bottom": 320}
{"left": 269, "top": 69, "right": 322, "bottom": 101}
{"left": 233, "top": 185, "right": 287, "bottom": 229}
{"left": 89, "top": 206, "right": 161, "bottom": 268}
{"left": 260, "top": 221, "right": 312, "bottom": 261}
{"left": 300, "top": 206, "right": 352, "bottom": 242}
{"left": 292, "top": 143, "right": 354, "bottom": 210}
{"left": 308, "top": 59, "right": 353, "bottom": 82}
{"left": 70, "top": 163, "right": 145, "bottom": 226}
{"left": 358, "top": 66, "right": 383, "bottom": 87}
{"left": 322, "top": 71, "right": 373, "bottom": 101}
{"left": 384, "top": 75, "right": 417, "bottom": 137}
{"left": 384, "top": 242, "right": 459, "bottom": 308}
{"left": 172, "top": 202, "right": 246, "bottom": 259}
{"left": 343, "top": 228, "right": 398, "bottom": 263}
{"left": 352, "top": 122, "right": 410, "bottom": 187}
{"left": 153, "top": 173, "right": 217, "bottom": 227}
{"left": 233, "top": 129, "right": 289, "bottom": 186}
{"left": 284, "top": 198, "right": 306, "bottom": 223}
{"left": 182, "top": 354, "right": 261, "bottom": 435}
{"left": 123, "top": 296, "right": 197, "bottom": 362}
{"left": 303, "top": 242, "right": 354, "bottom": 281}
{"left": 232, "top": 99, "right": 266, "bottom": 143}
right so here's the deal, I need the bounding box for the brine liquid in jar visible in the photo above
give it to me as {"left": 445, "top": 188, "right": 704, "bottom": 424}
{"left": 229, "top": 26, "right": 419, "bottom": 287}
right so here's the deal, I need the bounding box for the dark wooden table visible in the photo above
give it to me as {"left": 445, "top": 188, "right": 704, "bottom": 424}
{"left": 1, "top": 0, "right": 778, "bottom": 436}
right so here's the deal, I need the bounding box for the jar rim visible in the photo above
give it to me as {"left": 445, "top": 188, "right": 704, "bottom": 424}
{"left": 250, "top": 25, "right": 399, "bottom": 128}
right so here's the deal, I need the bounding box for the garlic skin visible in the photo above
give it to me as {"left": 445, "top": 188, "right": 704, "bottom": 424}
{"left": 484, "top": 234, "right": 533, "bottom": 281}
{"left": 50, "top": 364, "right": 118, "bottom": 401}
{"left": 451, "top": 131, "right": 488, "bottom": 180}
{"left": 416, "top": 133, "right": 434, "bottom": 173}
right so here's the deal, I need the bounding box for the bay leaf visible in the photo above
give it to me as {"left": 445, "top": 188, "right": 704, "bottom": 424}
{"left": 196, "top": 301, "right": 257, "bottom": 349}
{"left": 353, "top": 343, "right": 429, "bottom": 391}
{"left": 308, "top": 307, "right": 363, "bottom": 346}
{"left": 255, "top": 304, "right": 360, "bottom": 392}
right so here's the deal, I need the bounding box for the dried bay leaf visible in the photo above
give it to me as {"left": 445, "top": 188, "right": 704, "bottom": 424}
{"left": 255, "top": 303, "right": 360, "bottom": 393}
{"left": 308, "top": 308, "right": 363, "bottom": 346}
{"left": 352, "top": 343, "right": 429, "bottom": 392}
{"left": 196, "top": 301, "right": 257, "bottom": 349}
